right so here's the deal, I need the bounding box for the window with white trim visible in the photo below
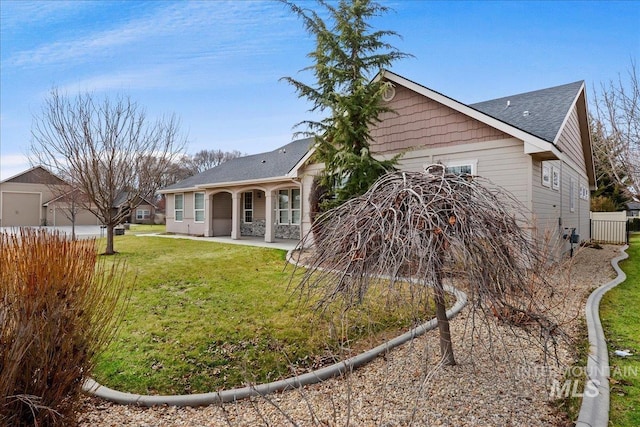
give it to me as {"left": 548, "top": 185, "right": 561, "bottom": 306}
{"left": 136, "top": 209, "right": 150, "bottom": 220}
{"left": 542, "top": 163, "right": 551, "bottom": 187}
{"left": 439, "top": 160, "right": 476, "bottom": 176}
{"left": 552, "top": 167, "right": 560, "bottom": 190}
{"left": 243, "top": 192, "right": 253, "bottom": 223}
{"left": 194, "top": 192, "right": 205, "bottom": 222}
{"left": 174, "top": 194, "right": 184, "bottom": 221}
{"left": 277, "top": 188, "right": 301, "bottom": 225}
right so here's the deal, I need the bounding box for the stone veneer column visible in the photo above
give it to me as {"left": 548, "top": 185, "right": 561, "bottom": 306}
{"left": 264, "top": 190, "right": 274, "bottom": 243}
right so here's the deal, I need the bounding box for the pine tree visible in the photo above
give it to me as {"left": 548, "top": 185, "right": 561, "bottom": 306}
{"left": 281, "top": 0, "right": 411, "bottom": 209}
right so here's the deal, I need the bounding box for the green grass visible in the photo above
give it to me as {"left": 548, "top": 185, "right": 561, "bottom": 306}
{"left": 126, "top": 224, "right": 166, "bottom": 234}
{"left": 600, "top": 233, "right": 640, "bottom": 426}
{"left": 93, "top": 235, "right": 432, "bottom": 395}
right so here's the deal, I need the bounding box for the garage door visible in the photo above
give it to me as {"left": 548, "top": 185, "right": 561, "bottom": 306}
{"left": 1, "top": 192, "right": 41, "bottom": 226}
{"left": 50, "top": 207, "right": 98, "bottom": 226}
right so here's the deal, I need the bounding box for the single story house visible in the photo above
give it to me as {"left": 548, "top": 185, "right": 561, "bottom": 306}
{"left": 113, "top": 191, "right": 158, "bottom": 225}
{"left": 161, "top": 70, "right": 595, "bottom": 253}
{"left": 0, "top": 166, "right": 99, "bottom": 227}
{"left": 626, "top": 201, "right": 640, "bottom": 217}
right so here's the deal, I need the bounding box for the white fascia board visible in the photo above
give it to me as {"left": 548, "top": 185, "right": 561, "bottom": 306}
{"left": 158, "top": 186, "right": 200, "bottom": 194}
{"left": 381, "top": 70, "right": 561, "bottom": 157}
{"left": 195, "top": 176, "right": 298, "bottom": 190}
{"left": 552, "top": 82, "right": 585, "bottom": 146}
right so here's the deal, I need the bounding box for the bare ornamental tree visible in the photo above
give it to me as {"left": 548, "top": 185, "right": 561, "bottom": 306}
{"left": 31, "top": 89, "right": 186, "bottom": 254}
{"left": 293, "top": 166, "right": 561, "bottom": 365}
{"left": 591, "top": 60, "right": 640, "bottom": 200}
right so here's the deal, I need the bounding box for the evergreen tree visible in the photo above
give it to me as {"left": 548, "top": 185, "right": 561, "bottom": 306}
{"left": 281, "top": 0, "right": 411, "bottom": 209}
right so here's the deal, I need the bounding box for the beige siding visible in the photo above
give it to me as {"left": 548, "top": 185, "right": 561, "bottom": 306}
{"left": 531, "top": 159, "right": 590, "bottom": 251}
{"left": 397, "top": 139, "right": 530, "bottom": 209}
{"left": 556, "top": 105, "right": 586, "bottom": 171}
{"left": 370, "top": 84, "right": 511, "bottom": 155}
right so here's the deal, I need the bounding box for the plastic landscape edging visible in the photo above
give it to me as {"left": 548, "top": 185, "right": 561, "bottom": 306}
{"left": 83, "top": 249, "right": 468, "bottom": 407}
{"left": 575, "top": 245, "right": 629, "bottom": 427}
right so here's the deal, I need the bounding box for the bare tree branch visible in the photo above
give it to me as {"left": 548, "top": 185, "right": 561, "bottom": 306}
{"left": 30, "top": 89, "right": 186, "bottom": 254}
{"left": 292, "top": 165, "right": 562, "bottom": 365}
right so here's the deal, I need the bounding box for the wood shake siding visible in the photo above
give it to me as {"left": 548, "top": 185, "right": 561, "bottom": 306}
{"left": 371, "top": 85, "right": 511, "bottom": 155}
{"left": 555, "top": 105, "right": 586, "bottom": 170}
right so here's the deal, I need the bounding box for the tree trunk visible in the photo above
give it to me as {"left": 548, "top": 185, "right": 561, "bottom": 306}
{"left": 434, "top": 263, "right": 456, "bottom": 365}
{"left": 105, "top": 224, "right": 115, "bottom": 255}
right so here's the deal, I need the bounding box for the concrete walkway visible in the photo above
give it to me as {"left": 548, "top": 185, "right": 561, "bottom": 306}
{"left": 0, "top": 226, "right": 300, "bottom": 251}
{"left": 138, "top": 233, "right": 300, "bottom": 251}
{"left": 0, "top": 225, "right": 107, "bottom": 239}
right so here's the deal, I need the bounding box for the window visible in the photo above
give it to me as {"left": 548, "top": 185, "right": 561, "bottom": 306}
{"left": 570, "top": 178, "right": 576, "bottom": 212}
{"left": 542, "top": 163, "right": 551, "bottom": 188}
{"left": 174, "top": 194, "right": 183, "bottom": 221}
{"left": 194, "top": 192, "right": 205, "bottom": 222}
{"left": 445, "top": 164, "right": 473, "bottom": 175}
{"left": 291, "top": 188, "right": 301, "bottom": 224}
{"left": 243, "top": 192, "right": 253, "bottom": 223}
{"left": 552, "top": 167, "right": 560, "bottom": 190}
{"left": 277, "top": 188, "right": 301, "bottom": 225}
{"left": 439, "top": 160, "right": 476, "bottom": 176}
{"left": 579, "top": 183, "right": 589, "bottom": 200}
{"left": 136, "top": 209, "right": 150, "bottom": 220}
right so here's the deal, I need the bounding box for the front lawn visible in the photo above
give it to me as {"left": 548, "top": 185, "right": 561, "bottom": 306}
{"left": 94, "top": 236, "right": 433, "bottom": 395}
{"left": 600, "top": 234, "right": 640, "bottom": 426}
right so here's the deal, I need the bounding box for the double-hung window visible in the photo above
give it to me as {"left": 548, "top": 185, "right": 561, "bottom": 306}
{"left": 136, "top": 209, "right": 150, "bottom": 220}
{"left": 174, "top": 194, "right": 184, "bottom": 222}
{"left": 194, "top": 192, "right": 205, "bottom": 222}
{"left": 243, "top": 192, "right": 253, "bottom": 223}
{"left": 277, "top": 188, "right": 301, "bottom": 225}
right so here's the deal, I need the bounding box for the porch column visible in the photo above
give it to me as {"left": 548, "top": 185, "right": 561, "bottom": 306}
{"left": 264, "top": 190, "right": 274, "bottom": 243}
{"left": 204, "top": 192, "right": 213, "bottom": 237}
{"left": 231, "top": 191, "right": 241, "bottom": 240}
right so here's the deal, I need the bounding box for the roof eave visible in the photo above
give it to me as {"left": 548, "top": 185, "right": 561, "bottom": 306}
{"left": 382, "top": 70, "right": 563, "bottom": 158}
{"left": 286, "top": 145, "right": 317, "bottom": 178}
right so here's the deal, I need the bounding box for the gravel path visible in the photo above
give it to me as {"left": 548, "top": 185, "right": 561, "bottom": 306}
{"left": 77, "top": 244, "right": 621, "bottom": 426}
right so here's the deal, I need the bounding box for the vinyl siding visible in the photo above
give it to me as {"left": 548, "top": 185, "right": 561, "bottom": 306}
{"left": 555, "top": 105, "right": 586, "bottom": 170}
{"left": 397, "top": 138, "right": 530, "bottom": 211}
{"left": 531, "top": 159, "right": 590, "bottom": 251}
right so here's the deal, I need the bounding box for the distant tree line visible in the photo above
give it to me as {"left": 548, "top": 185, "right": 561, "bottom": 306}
{"left": 160, "top": 149, "right": 245, "bottom": 188}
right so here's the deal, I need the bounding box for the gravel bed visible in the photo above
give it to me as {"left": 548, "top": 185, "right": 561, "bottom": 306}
{"left": 77, "top": 244, "right": 621, "bottom": 426}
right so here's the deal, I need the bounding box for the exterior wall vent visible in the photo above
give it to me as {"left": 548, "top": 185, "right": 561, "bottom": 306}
{"left": 382, "top": 85, "right": 396, "bottom": 102}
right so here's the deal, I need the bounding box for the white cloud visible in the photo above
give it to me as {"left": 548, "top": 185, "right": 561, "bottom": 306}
{"left": 0, "top": 154, "right": 31, "bottom": 181}
{"left": 5, "top": 1, "right": 298, "bottom": 70}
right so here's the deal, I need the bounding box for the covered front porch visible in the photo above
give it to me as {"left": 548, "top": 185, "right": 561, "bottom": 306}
{"left": 203, "top": 182, "right": 303, "bottom": 244}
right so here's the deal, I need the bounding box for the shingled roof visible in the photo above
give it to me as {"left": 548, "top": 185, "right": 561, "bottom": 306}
{"left": 163, "top": 137, "right": 314, "bottom": 191}
{"left": 470, "top": 81, "right": 584, "bottom": 144}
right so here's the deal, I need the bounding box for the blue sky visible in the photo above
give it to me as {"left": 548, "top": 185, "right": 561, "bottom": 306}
{"left": 1, "top": 0, "right": 638, "bottom": 180}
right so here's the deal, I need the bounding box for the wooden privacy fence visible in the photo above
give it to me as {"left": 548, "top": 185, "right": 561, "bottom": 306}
{"left": 590, "top": 212, "right": 629, "bottom": 245}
